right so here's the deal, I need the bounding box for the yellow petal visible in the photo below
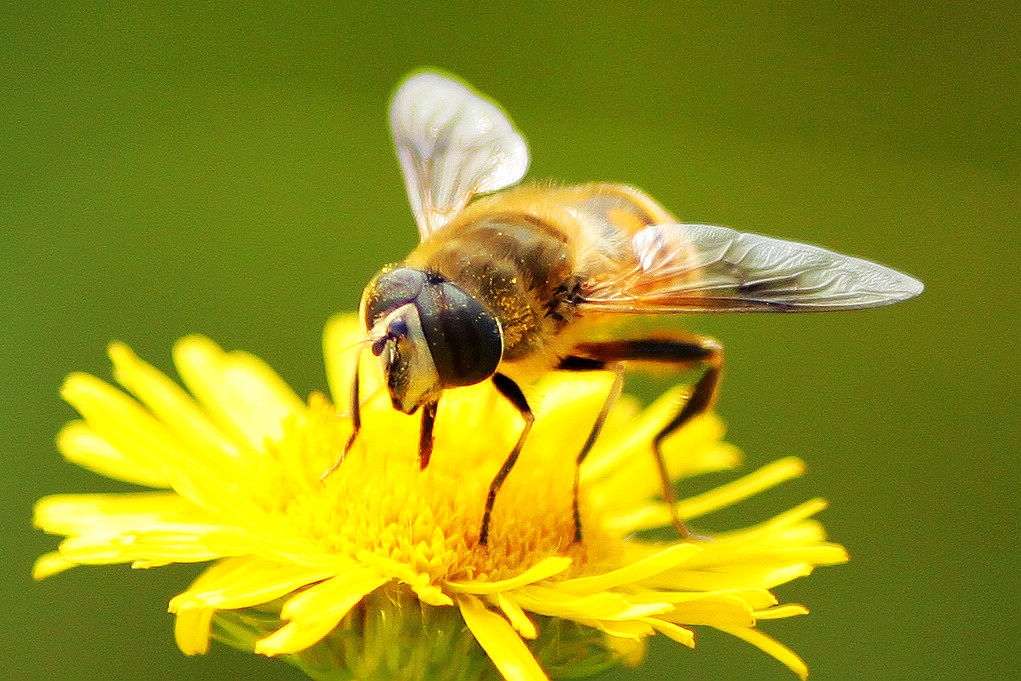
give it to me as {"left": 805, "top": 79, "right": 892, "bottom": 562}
{"left": 255, "top": 568, "right": 388, "bottom": 656}
{"left": 48, "top": 535, "right": 131, "bottom": 565}
{"left": 646, "top": 619, "right": 695, "bottom": 648}
{"left": 666, "top": 593, "right": 756, "bottom": 628}
{"left": 32, "top": 551, "right": 77, "bottom": 579}
{"left": 205, "top": 529, "right": 356, "bottom": 570}
{"left": 677, "top": 543, "right": 846, "bottom": 574}
{"left": 676, "top": 457, "right": 806, "bottom": 520}
{"left": 580, "top": 385, "right": 689, "bottom": 484}
{"left": 557, "top": 544, "right": 699, "bottom": 595}
{"left": 170, "top": 560, "right": 334, "bottom": 611}
{"left": 534, "top": 370, "right": 617, "bottom": 415}
{"left": 495, "top": 593, "right": 538, "bottom": 639}
{"left": 610, "top": 458, "right": 809, "bottom": 533}
{"left": 657, "top": 413, "right": 737, "bottom": 478}
{"left": 592, "top": 618, "right": 654, "bottom": 640}
{"left": 160, "top": 460, "right": 272, "bottom": 531}
{"left": 602, "top": 503, "right": 669, "bottom": 534}
{"left": 410, "top": 582, "right": 454, "bottom": 606}
{"left": 654, "top": 563, "right": 816, "bottom": 592}
{"left": 175, "top": 555, "right": 254, "bottom": 594}
{"left": 39, "top": 500, "right": 239, "bottom": 567}
{"left": 720, "top": 498, "right": 831, "bottom": 545}
{"left": 602, "top": 630, "right": 646, "bottom": 667}
{"left": 58, "top": 530, "right": 222, "bottom": 565}
{"left": 34, "top": 491, "right": 205, "bottom": 536}
{"left": 513, "top": 585, "right": 671, "bottom": 621}
{"left": 583, "top": 387, "right": 737, "bottom": 497}
{"left": 746, "top": 545, "right": 849, "bottom": 566}
{"left": 171, "top": 558, "right": 252, "bottom": 655}
{"left": 57, "top": 421, "right": 169, "bottom": 487}
{"left": 457, "top": 594, "right": 549, "bottom": 681}
{"left": 720, "top": 626, "right": 809, "bottom": 680}
{"left": 527, "top": 372, "right": 617, "bottom": 460}
{"left": 173, "top": 335, "right": 306, "bottom": 452}
{"left": 174, "top": 606, "right": 214, "bottom": 655}
{"left": 60, "top": 373, "right": 186, "bottom": 479}
{"left": 109, "top": 342, "right": 247, "bottom": 474}
{"left": 446, "top": 556, "right": 572, "bottom": 594}
{"left": 753, "top": 604, "right": 810, "bottom": 619}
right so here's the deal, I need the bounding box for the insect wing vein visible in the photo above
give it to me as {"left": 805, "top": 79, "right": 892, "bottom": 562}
{"left": 580, "top": 223, "right": 923, "bottom": 313}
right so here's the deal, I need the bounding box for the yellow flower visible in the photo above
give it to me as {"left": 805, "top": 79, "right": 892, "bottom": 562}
{"left": 34, "top": 313, "right": 847, "bottom": 680}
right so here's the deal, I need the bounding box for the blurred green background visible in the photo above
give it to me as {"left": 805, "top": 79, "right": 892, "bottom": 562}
{"left": 3, "top": 3, "right": 1018, "bottom": 680}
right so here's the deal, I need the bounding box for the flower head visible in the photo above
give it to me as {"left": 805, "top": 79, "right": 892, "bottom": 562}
{"left": 34, "top": 314, "right": 847, "bottom": 680}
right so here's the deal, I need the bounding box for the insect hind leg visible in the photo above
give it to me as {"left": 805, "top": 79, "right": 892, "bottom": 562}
{"left": 572, "top": 336, "right": 724, "bottom": 539}
{"left": 554, "top": 357, "right": 625, "bottom": 542}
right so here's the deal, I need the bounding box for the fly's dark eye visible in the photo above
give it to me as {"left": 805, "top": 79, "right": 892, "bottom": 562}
{"left": 415, "top": 281, "right": 503, "bottom": 388}
{"left": 364, "top": 267, "right": 428, "bottom": 326}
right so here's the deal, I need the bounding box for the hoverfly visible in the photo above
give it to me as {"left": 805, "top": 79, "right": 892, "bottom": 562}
{"left": 324, "top": 71, "right": 923, "bottom": 546}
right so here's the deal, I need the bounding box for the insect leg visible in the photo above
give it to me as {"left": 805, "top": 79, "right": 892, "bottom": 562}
{"left": 321, "top": 353, "right": 363, "bottom": 481}
{"left": 418, "top": 399, "right": 438, "bottom": 469}
{"left": 572, "top": 336, "right": 724, "bottom": 539}
{"left": 479, "top": 373, "right": 535, "bottom": 546}
{"left": 554, "top": 357, "right": 625, "bottom": 542}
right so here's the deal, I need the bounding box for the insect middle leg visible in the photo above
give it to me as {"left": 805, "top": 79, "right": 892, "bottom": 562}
{"left": 571, "top": 335, "right": 724, "bottom": 539}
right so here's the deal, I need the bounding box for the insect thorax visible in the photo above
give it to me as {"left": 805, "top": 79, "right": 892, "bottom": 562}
{"left": 407, "top": 213, "right": 579, "bottom": 361}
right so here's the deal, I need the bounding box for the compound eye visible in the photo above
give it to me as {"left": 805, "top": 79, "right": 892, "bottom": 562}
{"left": 362, "top": 267, "right": 428, "bottom": 328}
{"left": 415, "top": 281, "right": 503, "bottom": 388}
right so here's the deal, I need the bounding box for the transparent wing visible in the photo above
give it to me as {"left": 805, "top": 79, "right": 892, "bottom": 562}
{"left": 581, "top": 223, "right": 924, "bottom": 312}
{"left": 390, "top": 71, "right": 530, "bottom": 239}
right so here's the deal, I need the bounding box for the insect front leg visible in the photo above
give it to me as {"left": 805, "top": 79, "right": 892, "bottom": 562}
{"left": 321, "top": 355, "right": 363, "bottom": 481}
{"left": 418, "top": 399, "right": 438, "bottom": 469}
{"left": 479, "top": 373, "right": 535, "bottom": 546}
{"left": 572, "top": 336, "right": 724, "bottom": 539}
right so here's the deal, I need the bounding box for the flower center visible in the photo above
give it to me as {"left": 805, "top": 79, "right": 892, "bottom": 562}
{"left": 254, "top": 387, "right": 615, "bottom": 584}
